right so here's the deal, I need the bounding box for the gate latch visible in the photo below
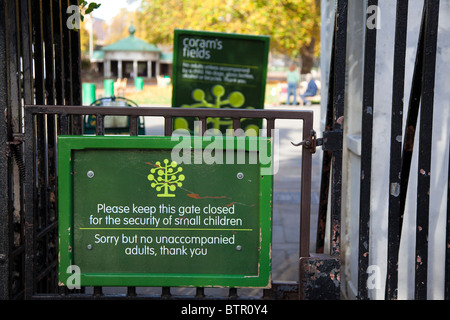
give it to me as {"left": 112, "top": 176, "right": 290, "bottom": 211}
{"left": 291, "top": 130, "right": 343, "bottom": 153}
{"left": 316, "top": 130, "right": 343, "bottom": 152}
{"left": 291, "top": 129, "right": 317, "bottom": 154}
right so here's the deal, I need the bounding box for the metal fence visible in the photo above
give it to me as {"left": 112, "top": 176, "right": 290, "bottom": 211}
{"left": 351, "top": 0, "right": 443, "bottom": 300}
{"left": 5, "top": 0, "right": 446, "bottom": 301}
{"left": 320, "top": 0, "right": 446, "bottom": 300}
{"left": 384, "top": 0, "right": 442, "bottom": 300}
{"left": 0, "top": 0, "right": 338, "bottom": 301}
{"left": 1, "top": 0, "right": 327, "bottom": 301}
{"left": 316, "top": 0, "right": 447, "bottom": 300}
{"left": 0, "top": 0, "right": 82, "bottom": 299}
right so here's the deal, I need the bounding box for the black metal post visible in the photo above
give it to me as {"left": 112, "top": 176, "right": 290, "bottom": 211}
{"left": 329, "top": 0, "right": 347, "bottom": 258}
{"left": 415, "top": 0, "right": 439, "bottom": 300}
{"left": 446, "top": 141, "right": 450, "bottom": 300}
{"left": 357, "top": 0, "right": 378, "bottom": 300}
{"left": 385, "top": 0, "right": 409, "bottom": 301}
{"left": 0, "top": 0, "right": 12, "bottom": 301}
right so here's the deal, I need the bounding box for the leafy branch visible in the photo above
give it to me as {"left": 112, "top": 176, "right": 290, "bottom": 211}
{"left": 67, "top": 1, "right": 101, "bottom": 32}
{"left": 79, "top": 1, "right": 101, "bottom": 22}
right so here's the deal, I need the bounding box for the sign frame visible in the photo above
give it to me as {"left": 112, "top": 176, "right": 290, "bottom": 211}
{"left": 58, "top": 135, "right": 273, "bottom": 288}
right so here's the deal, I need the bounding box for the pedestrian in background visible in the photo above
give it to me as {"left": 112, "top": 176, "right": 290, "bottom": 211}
{"left": 285, "top": 64, "right": 300, "bottom": 105}
{"left": 300, "top": 73, "right": 318, "bottom": 106}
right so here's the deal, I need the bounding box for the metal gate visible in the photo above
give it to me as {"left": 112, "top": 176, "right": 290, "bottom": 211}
{"left": 1, "top": 0, "right": 331, "bottom": 300}
{"left": 340, "top": 0, "right": 445, "bottom": 300}
{"left": 1, "top": 0, "right": 83, "bottom": 299}
{"left": 23, "top": 105, "right": 318, "bottom": 300}
{"left": 4, "top": 0, "right": 445, "bottom": 301}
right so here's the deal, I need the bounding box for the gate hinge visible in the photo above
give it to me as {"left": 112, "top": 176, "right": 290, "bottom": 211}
{"left": 316, "top": 130, "right": 343, "bottom": 152}
{"left": 6, "top": 133, "right": 25, "bottom": 157}
{"left": 291, "top": 129, "right": 317, "bottom": 154}
{"left": 7, "top": 133, "right": 24, "bottom": 146}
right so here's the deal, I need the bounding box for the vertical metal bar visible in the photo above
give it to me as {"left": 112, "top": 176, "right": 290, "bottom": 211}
{"left": 358, "top": 0, "right": 378, "bottom": 300}
{"left": 329, "top": 0, "right": 347, "bottom": 257}
{"left": 385, "top": 0, "right": 409, "bottom": 301}
{"left": 0, "top": 0, "right": 11, "bottom": 300}
{"left": 228, "top": 288, "right": 238, "bottom": 299}
{"left": 127, "top": 286, "right": 136, "bottom": 298}
{"left": 32, "top": 0, "right": 45, "bottom": 105}
{"left": 300, "top": 115, "right": 314, "bottom": 258}
{"left": 232, "top": 118, "right": 240, "bottom": 133}
{"left": 61, "top": 0, "right": 78, "bottom": 134}
{"left": 162, "top": 286, "right": 171, "bottom": 298}
{"left": 164, "top": 117, "right": 173, "bottom": 136}
{"left": 42, "top": 0, "right": 53, "bottom": 232}
{"left": 69, "top": 0, "right": 82, "bottom": 135}
{"left": 57, "top": 0, "right": 70, "bottom": 137}
{"left": 266, "top": 118, "right": 274, "bottom": 138}
{"left": 200, "top": 117, "right": 207, "bottom": 135}
{"left": 233, "top": 118, "right": 243, "bottom": 137}
{"left": 316, "top": 24, "right": 336, "bottom": 254}
{"left": 195, "top": 287, "right": 205, "bottom": 298}
{"left": 7, "top": 0, "right": 21, "bottom": 134}
{"left": 44, "top": 0, "right": 59, "bottom": 294}
{"left": 24, "top": 111, "right": 35, "bottom": 300}
{"left": 415, "top": 0, "right": 439, "bottom": 300}
{"left": 30, "top": 0, "right": 48, "bottom": 295}
{"left": 51, "top": 2, "right": 65, "bottom": 294}
{"left": 59, "top": 116, "right": 70, "bottom": 136}
{"left": 53, "top": 0, "right": 65, "bottom": 107}
{"left": 96, "top": 115, "right": 105, "bottom": 136}
{"left": 20, "top": 0, "right": 33, "bottom": 106}
{"left": 129, "top": 116, "right": 138, "bottom": 136}
{"left": 6, "top": 0, "right": 23, "bottom": 299}
{"left": 93, "top": 286, "right": 103, "bottom": 297}
{"left": 399, "top": 3, "right": 426, "bottom": 230}
{"left": 43, "top": 0, "right": 55, "bottom": 106}
{"left": 61, "top": 0, "right": 72, "bottom": 106}
{"left": 123, "top": 109, "right": 136, "bottom": 301}
{"left": 11, "top": 0, "right": 31, "bottom": 299}
{"left": 446, "top": 141, "right": 450, "bottom": 300}
{"left": 54, "top": 0, "right": 70, "bottom": 136}
{"left": 16, "top": 12, "right": 31, "bottom": 298}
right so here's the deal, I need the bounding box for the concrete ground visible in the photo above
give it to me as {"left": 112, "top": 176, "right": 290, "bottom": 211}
{"left": 268, "top": 103, "right": 322, "bottom": 282}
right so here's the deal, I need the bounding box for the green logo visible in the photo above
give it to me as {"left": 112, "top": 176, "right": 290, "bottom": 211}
{"left": 174, "top": 85, "right": 258, "bottom": 132}
{"left": 183, "top": 85, "right": 245, "bottom": 109}
{"left": 147, "top": 159, "right": 185, "bottom": 197}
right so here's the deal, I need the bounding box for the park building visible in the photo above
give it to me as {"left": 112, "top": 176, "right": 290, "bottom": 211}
{"left": 91, "top": 24, "right": 173, "bottom": 79}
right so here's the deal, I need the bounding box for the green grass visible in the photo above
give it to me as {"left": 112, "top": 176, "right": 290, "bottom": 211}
{"left": 124, "top": 85, "right": 173, "bottom": 106}
{"left": 99, "top": 83, "right": 316, "bottom": 107}
{"left": 125, "top": 84, "right": 282, "bottom": 106}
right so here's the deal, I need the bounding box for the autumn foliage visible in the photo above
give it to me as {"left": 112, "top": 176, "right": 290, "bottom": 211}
{"left": 136, "top": 0, "right": 320, "bottom": 72}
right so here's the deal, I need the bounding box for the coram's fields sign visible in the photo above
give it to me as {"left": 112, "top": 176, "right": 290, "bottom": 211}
{"left": 171, "top": 29, "right": 270, "bottom": 134}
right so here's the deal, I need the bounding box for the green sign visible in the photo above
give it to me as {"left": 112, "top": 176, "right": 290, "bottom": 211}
{"left": 58, "top": 136, "right": 273, "bottom": 288}
{"left": 172, "top": 29, "right": 270, "bottom": 134}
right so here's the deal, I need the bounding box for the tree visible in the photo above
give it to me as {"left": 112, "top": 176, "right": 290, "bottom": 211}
{"left": 77, "top": 2, "right": 101, "bottom": 57}
{"left": 136, "top": 0, "right": 320, "bottom": 73}
{"left": 103, "top": 8, "right": 140, "bottom": 45}
{"left": 79, "top": 20, "right": 91, "bottom": 55}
